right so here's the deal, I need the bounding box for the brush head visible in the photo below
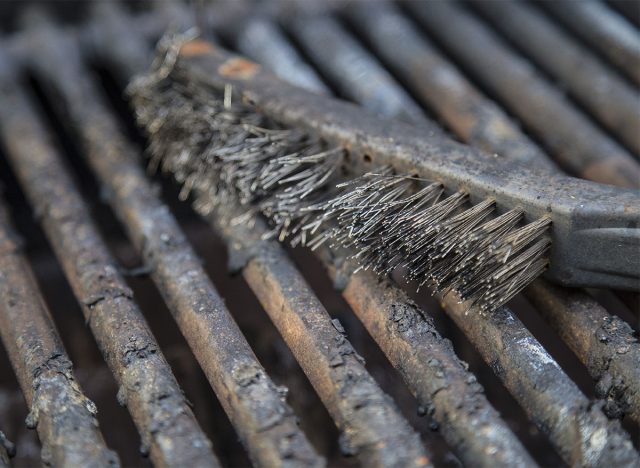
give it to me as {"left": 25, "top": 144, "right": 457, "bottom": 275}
{"left": 128, "top": 33, "right": 552, "bottom": 314}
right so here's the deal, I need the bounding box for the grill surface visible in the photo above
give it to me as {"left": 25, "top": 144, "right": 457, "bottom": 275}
{"left": 0, "top": 1, "right": 638, "bottom": 467}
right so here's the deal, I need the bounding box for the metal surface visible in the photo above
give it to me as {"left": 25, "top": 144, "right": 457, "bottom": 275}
{"left": 209, "top": 201, "right": 431, "bottom": 468}
{"left": 408, "top": 1, "right": 640, "bottom": 188}
{"left": 0, "top": 198, "right": 119, "bottom": 468}
{"left": 0, "top": 67, "right": 220, "bottom": 468}
{"left": 316, "top": 247, "right": 536, "bottom": 467}
{"left": 542, "top": 0, "right": 640, "bottom": 86}
{"left": 22, "top": 24, "right": 322, "bottom": 468}
{"left": 525, "top": 280, "right": 640, "bottom": 424}
{"left": 289, "top": 14, "right": 435, "bottom": 126}
{"left": 473, "top": 0, "right": 640, "bottom": 156}
{"left": 344, "top": 1, "right": 555, "bottom": 169}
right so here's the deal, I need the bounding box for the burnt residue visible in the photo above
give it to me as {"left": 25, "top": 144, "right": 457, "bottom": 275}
{"left": 212, "top": 201, "right": 431, "bottom": 467}
{"left": 0, "top": 74, "right": 220, "bottom": 467}
{"left": 442, "top": 294, "right": 639, "bottom": 467}
{"left": 20, "top": 24, "right": 321, "bottom": 467}
{"left": 0, "top": 199, "right": 119, "bottom": 467}
{"left": 526, "top": 280, "right": 640, "bottom": 423}
{"left": 317, "top": 247, "right": 536, "bottom": 467}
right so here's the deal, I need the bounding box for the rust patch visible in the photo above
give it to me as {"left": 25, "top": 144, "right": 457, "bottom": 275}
{"left": 218, "top": 57, "right": 261, "bottom": 80}
{"left": 179, "top": 39, "right": 215, "bottom": 57}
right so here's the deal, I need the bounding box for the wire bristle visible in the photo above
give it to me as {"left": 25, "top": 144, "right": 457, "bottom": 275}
{"left": 127, "top": 35, "right": 551, "bottom": 314}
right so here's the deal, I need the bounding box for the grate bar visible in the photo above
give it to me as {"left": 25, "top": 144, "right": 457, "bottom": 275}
{"left": 440, "top": 293, "right": 639, "bottom": 467}
{"left": 408, "top": 1, "right": 640, "bottom": 188}
{"left": 0, "top": 432, "right": 12, "bottom": 468}
{"left": 541, "top": 0, "right": 640, "bottom": 86}
{"left": 473, "top": 0, "right": 640, "bottom": 156}
{"left": 0, "top": 65, "right": 220, "bottom": 468}
{"left": 208, "top": 201, "right": 431, "bottom": 467}
{"left": 21, "top": 23, "right": 322, "bottom": 468}
{"left": 316, "top": 247, "right": 537, "bottom": 467}
{"left": 0, "top": 198, "right": 119, "bottom": 468}
{"left": 344, "top": 2, "right": 555, "bottom": 170}
{"left": 289, "top": 14, "right": 435, "bottom": 126}
{"left": 525, "top": 280, "right": 640, "bottom": 423}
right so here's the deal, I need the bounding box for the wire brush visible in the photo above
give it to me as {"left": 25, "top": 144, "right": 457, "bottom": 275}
{"left": 127, "top": 32, "right": 640, "bottom": 314}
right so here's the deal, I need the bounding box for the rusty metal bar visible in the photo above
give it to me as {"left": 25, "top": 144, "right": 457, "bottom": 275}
{"left": 473, "top": 0, "right": 640, "bottom": 155}
{"left": 408, "top": 1, "right": 640, "bottom": 188}
{"left": 0, "top": 432, "right": 14, "bottom": 467}
{"left": 439, "top": 291, "right": 639, "bottom": 467}
{"left": 208, "top": 201, "right": 431, "bottom": 468}
{"left": 344, "top": 1, "right": 555, "bottom": 169}
{"left": 314, "top": 247, "right": 536, "bottom": 467}
{"left": 525, "top": 280, "right": 640, "bottom": 424}
{"left": 21, "top": 24, "right": 322, "bottom": 468}
{"left": 608, "top": 0, "right": 640, "bottom": 27}
{"left": 0, "top": 198, "right": 119, "bottom": 468}
{"left": 542, "top": 0, "right": 640, "bottom": 86}
{"left": 288, "top": 14, "right": 436, "bottom": 126}
{"left": 0, "top": 64, "right": 220, "bottom": 468}
{"left": 230, "top": 16, "right": 330, "bottom": 94}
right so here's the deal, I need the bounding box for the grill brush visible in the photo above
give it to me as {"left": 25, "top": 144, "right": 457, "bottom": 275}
{"left": 127, "top": 34, "right": 640, "bottom": 314}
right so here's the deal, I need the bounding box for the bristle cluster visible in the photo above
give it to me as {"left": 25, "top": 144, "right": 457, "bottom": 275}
{"left": 127, "top": 41, "right": 551, "bottom": 314}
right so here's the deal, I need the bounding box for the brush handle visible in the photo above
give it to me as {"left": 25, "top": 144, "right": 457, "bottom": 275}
{"left": 169, "top": 41, "right": 640, "bottom": 291}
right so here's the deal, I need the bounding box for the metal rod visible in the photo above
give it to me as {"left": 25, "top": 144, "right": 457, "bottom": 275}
{"left": 208, "top": 201, "right": 431, "bottom": 467}
{"left": 439, "top": 292, "right": 639, "bottom": 467}
{"left": 343, "top": 1, "right": 555, "bottom": 170}
{"left": 541, "top": 0, "right": 640, "bottom": 86}
{"left": 0, "top": 432, "right": 14, "bottom": 467}
{"left": 288, "top": 14, "right": 436, "bottom": 126}
{"left": 408, "top": 1, "right": 640, "bottom": 188}
{"left": 230, "top": 16, "right": 330, "bottom": 95}
{"left": 0, "top": 198, "right": 119, "bottom": 468}
{"left": 314, "top": 247, "right": 536, "bottom": 467}
{"left": 0, "top": 65, "right": 220, "bottom": 468}
{"left": 472, "top": 0, "right": 640, "bottom": 156}
{"left": 21, "top": 24, "right": 322, "bottom": 468}
{"left": 525, "top": 280, "right": 640, "bottom": 424}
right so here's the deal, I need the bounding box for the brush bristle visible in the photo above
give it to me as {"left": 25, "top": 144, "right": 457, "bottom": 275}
{"left": 127, "top": 36, "right": 551, "bottom": 314}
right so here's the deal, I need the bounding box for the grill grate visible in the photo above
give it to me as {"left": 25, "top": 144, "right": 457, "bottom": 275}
{"left": 0, "top": 2, "right": 638, "bottom": 467}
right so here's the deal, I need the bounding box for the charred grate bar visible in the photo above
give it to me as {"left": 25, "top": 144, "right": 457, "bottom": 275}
{"left": 0, "top": 2, "right": 638, "bottom": 467}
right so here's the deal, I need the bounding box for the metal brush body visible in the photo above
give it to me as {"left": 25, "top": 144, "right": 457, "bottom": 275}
{"left": 162, "top": 41, "right": 639, "bottom": 292}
